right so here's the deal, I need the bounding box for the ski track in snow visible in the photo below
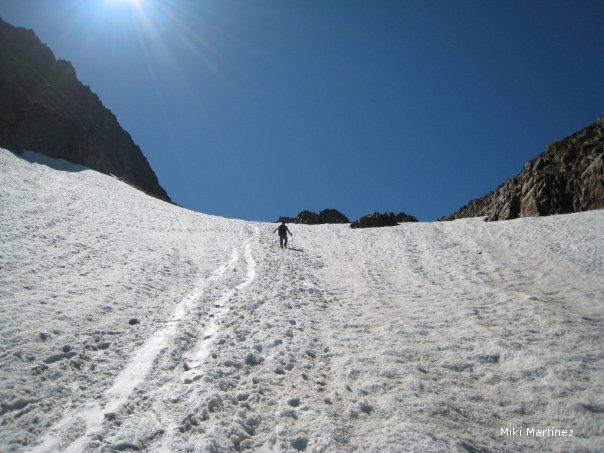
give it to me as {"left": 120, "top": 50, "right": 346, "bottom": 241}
{"left": 1, "top": 149, "right": 603, "bottom": 452}
{"left": 33, "top": 230, "right": 259, "bottom": 452}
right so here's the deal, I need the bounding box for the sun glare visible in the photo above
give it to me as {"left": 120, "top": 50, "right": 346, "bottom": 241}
{"left": 104, "top": 0, "right": 143, "bottom": 15}
{"left": 107, "top": 0, "right": 140, "bottom": 5}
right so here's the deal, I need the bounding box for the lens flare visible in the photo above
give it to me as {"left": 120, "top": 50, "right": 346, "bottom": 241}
{"left": 106, "top": 0, "right": 141, "bottom": 5}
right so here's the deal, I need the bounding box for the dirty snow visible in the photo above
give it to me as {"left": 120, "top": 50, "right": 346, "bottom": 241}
{"left": 0, "top": 148, "right": 602, "bottom": 452}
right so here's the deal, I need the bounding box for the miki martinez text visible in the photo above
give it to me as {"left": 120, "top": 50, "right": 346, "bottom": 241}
{"left": 501, "top": 426, "right": 574, "bottom": 437}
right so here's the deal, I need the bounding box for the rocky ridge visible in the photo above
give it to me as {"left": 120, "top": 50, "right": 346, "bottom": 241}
{"left": 441, "top": 117, "right": 604, "bottom": 221}
{"left": 0, "top": 17, "right": 170, "bottom": 202}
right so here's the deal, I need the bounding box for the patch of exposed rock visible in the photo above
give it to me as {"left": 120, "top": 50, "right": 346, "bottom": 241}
{"left": 395, "top": 212, "right": 419, "bottom": 223}
{"left": 441, "top": 117, "right": 604, "bottom": 221}
{"left": 278, "top": 209, "right": 349, "bottom": 224}
{"left": 350, "top": 211, "right": 418, "bottom": 229}
{"left": 0, "top": 17, "right": 170, "bottom": 202}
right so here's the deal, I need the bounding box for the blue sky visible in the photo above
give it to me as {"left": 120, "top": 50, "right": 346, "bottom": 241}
{"left": 1, "top": 0, "right": 603, "bottom": 221}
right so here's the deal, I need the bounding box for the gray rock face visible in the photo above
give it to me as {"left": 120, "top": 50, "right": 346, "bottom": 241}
{"left": 0, "top": 17, "right": 170, "bottom": 202}
{"left": 441, "top": 117, "right": 604, "bottom": 221}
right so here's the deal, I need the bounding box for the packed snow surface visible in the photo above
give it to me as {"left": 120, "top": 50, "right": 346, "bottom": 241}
{"left": 1, "top": 148, "right": 603, "bottom": 452}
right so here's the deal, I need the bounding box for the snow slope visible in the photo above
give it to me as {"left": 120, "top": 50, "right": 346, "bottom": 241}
{"left": 1, "top": 148, "right": 602, "bottom": 452}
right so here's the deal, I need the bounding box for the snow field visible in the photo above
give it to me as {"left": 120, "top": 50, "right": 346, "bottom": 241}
{"left": 1, "top": 148, "right": 603, "bottom": 452}
{"left": 303, "top": 218, "right": 603, "bottom": 451}
{"left": 0, "top": 150, "right": 250, "bottom": 450}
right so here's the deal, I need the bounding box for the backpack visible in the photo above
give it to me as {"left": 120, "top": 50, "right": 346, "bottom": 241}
{"left": 278, "top": 224, "right": 288, "bottom": 236}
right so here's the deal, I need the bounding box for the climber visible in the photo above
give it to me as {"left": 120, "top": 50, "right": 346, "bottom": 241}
{"left": 273, "top": 222, "right": 293, "bottom": 248}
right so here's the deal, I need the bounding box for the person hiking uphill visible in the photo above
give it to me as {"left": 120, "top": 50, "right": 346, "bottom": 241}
{"left": 273, "top": 221, "right": 293, "bottom": 248}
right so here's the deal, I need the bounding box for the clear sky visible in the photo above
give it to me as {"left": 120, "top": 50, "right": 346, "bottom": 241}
{"left": 1, "top": 0, "right": 603, "bottom": 222}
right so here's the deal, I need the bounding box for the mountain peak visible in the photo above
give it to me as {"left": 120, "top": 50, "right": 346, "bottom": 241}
{"left": 0, "top": 16, "right": 171, "bottom": 202}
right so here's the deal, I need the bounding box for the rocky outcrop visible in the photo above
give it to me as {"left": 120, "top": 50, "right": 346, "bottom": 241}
{"left": 278, "top": 209, "right": 350, "bottom": 224}
{"left": 351, "top": 212, "right": 397, "bottom": 228}
{"left": 350, "top": 211, "right": 417, "bottom": 229}
{"left": 395, "top": 212, "right": 419, "bottom": 223}
{"left": 314, "top": 209, "right": 350, "bottom": 224}
{"left": 350, "top": 211, "right": 417, "bottom": 228}
{"left": 294, "top": 210, "right": 322, "bottom": 225}
{"left": 441, "top": 117, "right": 604, "bottom": 221}
{"left": 0, "top": 17, "right": 170, "bottom": 202}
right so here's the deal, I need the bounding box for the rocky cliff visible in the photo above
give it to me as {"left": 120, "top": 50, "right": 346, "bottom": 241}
{"left": 0, "top": 17, "right": 170, "bottom": 202}
{"left": 441, "top": 117, "right": 603, "bottom": 221}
